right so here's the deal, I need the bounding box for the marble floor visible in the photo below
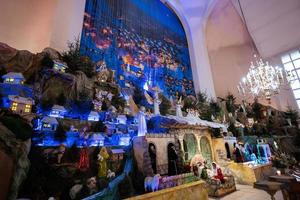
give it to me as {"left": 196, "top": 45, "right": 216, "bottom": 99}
{"left": 209, "top": 184, "right": 284, "bottom": 200}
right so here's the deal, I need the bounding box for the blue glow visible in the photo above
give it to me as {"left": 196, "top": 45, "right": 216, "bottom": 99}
{"left": 80, "top": 0, "right": 195, "bottom": 98}
{"left": 143, "top": 83, "right": 149, "bottom": 91}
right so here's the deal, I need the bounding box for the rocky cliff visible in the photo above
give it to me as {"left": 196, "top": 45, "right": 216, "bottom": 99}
{"left": 0, "top": 42, "right": 94, "bottom": 103}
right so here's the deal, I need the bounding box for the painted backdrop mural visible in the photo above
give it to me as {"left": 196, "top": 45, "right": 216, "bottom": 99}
{"left": 80, "top": 0, "right": 195, "bottom": 98}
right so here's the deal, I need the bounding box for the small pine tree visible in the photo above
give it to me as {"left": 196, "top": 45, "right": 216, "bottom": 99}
{"left": 252, "top": 98, "right": 262, "bottom": 121}
{"left": 111, "top": 95, "right": 126, "bottom": 112}
{"left": 62, "top": 38, "right": 96, "bottom": 78}
{"left": 209, "top": 100, "right": 221, "bottom": 118}
{"left": 159, "top": 94, "right": 171, "bottom": 116}
{"left": 225, "top": 93, "right": 236, "bottom": 113}
{"left": 183, "top": 96, "right": 197, "bottom": 111}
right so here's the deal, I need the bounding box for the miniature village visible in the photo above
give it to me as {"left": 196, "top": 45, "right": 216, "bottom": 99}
{"left": 0, "top": 40, "right": 300, "bottom": 200}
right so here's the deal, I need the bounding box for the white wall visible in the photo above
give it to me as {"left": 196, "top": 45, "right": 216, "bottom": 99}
{"left": 232, "top": 0, "right": 300, "bottom": 58}
{"left": 49, "top": 0, "right": 86, "bottom": 52}
{"left": 0, "top": 0, "right": 58, "bottom": 52}
{"left": 0, "top": 0, "right": 85, "bottom": 53}
{"left": 165, "top": 0, "right": 217, "bottom": 98}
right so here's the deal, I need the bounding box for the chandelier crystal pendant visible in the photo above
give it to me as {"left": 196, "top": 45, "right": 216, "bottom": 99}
{"left": 238, "top": 55, "right": 294, "bottom": 102}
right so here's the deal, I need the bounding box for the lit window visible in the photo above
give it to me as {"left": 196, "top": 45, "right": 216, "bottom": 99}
{"left": 11, "top": 106, "right": 17, "bottom": 111}
{"left": 12, "top": 102, "right": 18, "bottom": 106}
{"left": 284, "top": 62, "right": 294, "bottom": 71}
{"left": 281, "top": 50, "right": 300, "bottom": 109}
{"left": 291, "top": 51, "right": 300, "bottom": 60}
{"left": 25, "top": 108, "right": 30, "bottom": 113}
{"left": 281, "top": 54, "right": 291, "bottom": 63}
{"left": 25, "top": 104, "right": 31, "bottom": 108}
{"left": 43, "top": 123, "right": 51, "bottom": 128}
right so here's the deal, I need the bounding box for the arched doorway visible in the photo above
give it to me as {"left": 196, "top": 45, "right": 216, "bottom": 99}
{"left": 183, "top": 134, "right": 198, "bottom": 161}
{"left": 200, "top": 136, "right": 213, "bottom": 164}
{"left": 225, "top": 142, "right": 231, "bottom": 159}
{"left": 167, "top": 143, "right": 178, "bottom": 175}
{"left": 148, "top": 143, "right": 157, "bottom": 174}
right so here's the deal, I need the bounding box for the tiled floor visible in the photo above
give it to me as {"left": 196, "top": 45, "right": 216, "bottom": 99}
{"left": 209, "top": 184, "right": 284, "bottom": 200}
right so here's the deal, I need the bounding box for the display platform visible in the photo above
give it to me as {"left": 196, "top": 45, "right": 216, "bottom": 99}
{"left": 125, "top": 181, "right": 208, "bottom": 200}
{"left": 227, "top": 162, "right": 273, "bottom": 185}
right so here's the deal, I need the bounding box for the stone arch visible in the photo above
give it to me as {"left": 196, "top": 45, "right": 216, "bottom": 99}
{"left": 167, "top": 142, "right": 178, "bottom": 175}
{"left": 148, "top": 142, "right": 157, "bottom": 174}
{"left": 183, "top": 133, "right": 198, "bottom": 161}
{"left": 200, "top": 136, "right": 213, "bottom": 164}
{"left": 225, "top": 142, "right": 231, "bottom": 159}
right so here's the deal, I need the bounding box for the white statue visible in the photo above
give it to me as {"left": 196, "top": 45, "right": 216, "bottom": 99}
{"left": 153, "top": 91, "right": 161, "bottom": 115}
{"left": 176, "top": 96, "right": 183, "bottom": 117}
{"left": 137, "top": 106, "right": 147, "bottom": 136}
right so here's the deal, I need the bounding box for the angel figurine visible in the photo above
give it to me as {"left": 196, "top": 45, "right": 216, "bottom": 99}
{"left": 176, "top": 96, "right": 183, "bottom": 117}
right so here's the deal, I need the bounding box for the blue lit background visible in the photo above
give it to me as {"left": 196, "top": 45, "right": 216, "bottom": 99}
{"left": 80, "top": 0, "right": 195, "bottom": 98}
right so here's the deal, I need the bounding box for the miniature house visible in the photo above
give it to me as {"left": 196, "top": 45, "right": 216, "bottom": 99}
{"left": 8, "top": 95, "right": 34, "bottom": 114}
{"left": 41, "top": 116, "right": 58, "bottom": 131}
{"left": 91, "top": 133, "right": 105, "bottom": 146}
{"left": 224, "top": 136, "right": 238, "bottom": 160}
{"left": 119, "top": 134, "right": 131, "bottom": 146}
{"left": 53, "top": 60, "right": 68, "bottom": 73}
{"left": 88, "top": 111, "right": 100, "bottom": 121}
{"left": 49, "top": 105, "right": 67, "bottom": 118}
{"left": 2, "top": 72, "right": 25, "bottom": 84}
{"left": 117, "top": 115, "right": 127, "bottom": 124}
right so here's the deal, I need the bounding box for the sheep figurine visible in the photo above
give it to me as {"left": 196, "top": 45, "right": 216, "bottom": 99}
{"left": 107, "top": 169, "right": 115, "bottom": 179}
{"left": 144, "top": 174, "right": 161, "bottom": 192}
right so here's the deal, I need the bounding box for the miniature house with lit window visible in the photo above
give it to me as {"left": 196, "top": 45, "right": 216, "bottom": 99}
{"left": 117, "top": 115, "right": 127, "bottom": 124}
{"left": 90, "top": 133, "right": 105, "bottom": 146}
{"left": 41, "top": 116, "right": 58, "bottom": 132}
{"left": 119, "top": 134, "right": 131, "bottom": 146}
{"left": 49, "top": 105, "right": 67, "bottom": 118}
{"left": 2, "top": 72, "right": 25, "bottom": 84}
{"left": 88, "top": 111, "right": 100, "bottom": 121}
{"left": 8, "top": 95, "right": 34, "bottom": 114}
{"left": 53, "top": 60, "right": 68, "bottom": 73}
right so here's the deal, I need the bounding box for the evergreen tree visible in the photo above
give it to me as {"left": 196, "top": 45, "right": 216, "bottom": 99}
{"left": 62, "top": 38, "right": 96, "bottom": 78}
{"left": 225, "top": 93, "right": 236, "bottom": 113}
{"left": 159, "top": 94, "right": 171, "bottom": 116}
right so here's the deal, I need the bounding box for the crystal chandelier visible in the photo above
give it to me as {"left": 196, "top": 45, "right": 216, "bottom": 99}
{"left": 238, "top": 56, "right": 293, "bottom": 102}
{"left": 236, "top": 0, "right": 294, "bottom": 102}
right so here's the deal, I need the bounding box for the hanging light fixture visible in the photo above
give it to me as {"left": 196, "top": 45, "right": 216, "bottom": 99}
{"left": 237, "top": 55, "right": 294, "bottom": 102}
{"left": 236, "top": 0, "right": 294, "bottom": 102}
